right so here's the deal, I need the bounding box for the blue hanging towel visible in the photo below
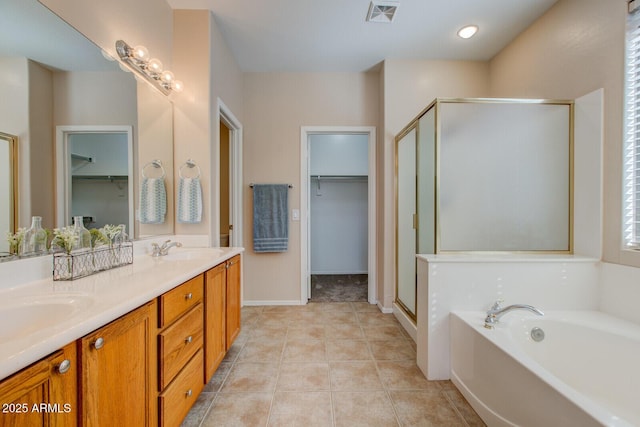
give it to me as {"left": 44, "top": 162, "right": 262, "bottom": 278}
{"left": 139, "top": 177, "right": 167, "bottom": 224}
{"left": 177, "top": 177, "right": 203, "bottom": 223}
{"left": 252, "top": 184, "right": 289, "bottom": 253}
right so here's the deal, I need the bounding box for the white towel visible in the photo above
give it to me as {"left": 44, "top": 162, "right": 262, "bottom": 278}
{"left": 139, "top": 177, "right": 167, "bottom": 224}
{"left": 177, "top": 177, "right": 203, "bottom": 223}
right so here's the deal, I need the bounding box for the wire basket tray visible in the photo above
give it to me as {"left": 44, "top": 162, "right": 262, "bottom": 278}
{"left": 53, "top": 242, "right": 133, "bottom": 281}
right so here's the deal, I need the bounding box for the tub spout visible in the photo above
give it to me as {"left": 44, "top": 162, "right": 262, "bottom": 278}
{"left": 484, "top": 301, "right": 544, "bottom": 329}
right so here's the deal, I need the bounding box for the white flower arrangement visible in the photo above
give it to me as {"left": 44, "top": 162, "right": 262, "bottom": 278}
{"left": 89, "top": 228, "right": 110, "bottom": 248}
{"left": 6, "top": 228, "right": 26, "bottom": 255}
{"left": 52, "top": 226, "right": 78, "bottom": 255}
{"left": 100, "top": 224, "right": 125, "bottom": 244}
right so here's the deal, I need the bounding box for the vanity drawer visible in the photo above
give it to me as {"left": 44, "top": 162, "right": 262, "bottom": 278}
{"left": 159, "top": 274, "right": 204, "bottom": 328}
{"left": 159, "top": 303, "right": 204, "bottom": 389}
{"left": 159, "top": 349, "right": 204, "bottom": 427}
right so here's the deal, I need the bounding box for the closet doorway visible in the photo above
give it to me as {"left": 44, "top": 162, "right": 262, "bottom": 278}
{"left": 216, "top": 98, "right": 243, "bottom": 248}
{"left": 300, "top": 127, "right": 376, "bottom": 305}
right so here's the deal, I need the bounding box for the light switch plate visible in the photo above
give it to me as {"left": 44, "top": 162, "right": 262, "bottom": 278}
{"left": 292, "top": 209, "right": 300, "bottom": 221}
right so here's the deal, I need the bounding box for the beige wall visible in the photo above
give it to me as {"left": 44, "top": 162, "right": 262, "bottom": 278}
{"left": 53, "top": 71, "right": 137, "bottom": 125}
{"left": 28, "top": 61, "right": 54, "bottom": 229}
{"left": 172, "top": 10, "right": 212, "bottom": 236}
{"left": 488, "top": 0, "right": 631, "bottom": 266}
{"left": 242, "top": 72, "right": 379, "bottom": 303}
{"left": 209, "top": 12, "right": 243, "bottom": 242}
{"left": 381, "top": 59, "right": 491, "bottom": 308}
{"left": 172, "top": 10, "right": 243, "bottom": 239}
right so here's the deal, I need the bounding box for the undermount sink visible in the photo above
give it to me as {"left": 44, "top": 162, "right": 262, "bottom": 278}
{"left": 0, "top": 294, "right": 94, "bottom": 342}
{"left": 155, "top": 248, "right": 223, "bottom": 262}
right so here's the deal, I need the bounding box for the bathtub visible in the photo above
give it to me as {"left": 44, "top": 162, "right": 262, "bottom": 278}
{"left": 450, "top": 310, "right": 640, "bottom": 427}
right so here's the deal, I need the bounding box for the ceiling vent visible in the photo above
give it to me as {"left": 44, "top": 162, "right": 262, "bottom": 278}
{"left": 366, "top": 0, "right": 399, "bottom": 23}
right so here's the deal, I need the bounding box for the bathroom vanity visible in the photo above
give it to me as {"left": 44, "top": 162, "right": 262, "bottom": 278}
{"left": 0, "top": 246, "right": 242, "bottom": 427}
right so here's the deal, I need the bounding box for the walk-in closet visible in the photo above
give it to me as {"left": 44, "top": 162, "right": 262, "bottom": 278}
{"left": 309, "top": 133, "right": 369, "bottom": 301}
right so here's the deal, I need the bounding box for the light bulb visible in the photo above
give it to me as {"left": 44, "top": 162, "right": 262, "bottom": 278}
{"left": 172, "top": 80, "right": 184, "bottom": 93}
{"left": 132, "top": 45, "right": 149, "bottom": 62}
{"left": 161, "top": 70, "right": 175, "bottom": 83}
{"left": 147, "top": 58, "right": 163, "bottom": 75}
{"left": 457, "top": 25, "right": 478, "bottom": 39}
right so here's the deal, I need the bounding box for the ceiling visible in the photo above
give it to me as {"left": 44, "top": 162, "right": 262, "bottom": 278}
{"left": 167, "top": 0, "right": 559, "bottom": 72}
{"left": 0, "top": 0, "right": 118, "bottom": 72}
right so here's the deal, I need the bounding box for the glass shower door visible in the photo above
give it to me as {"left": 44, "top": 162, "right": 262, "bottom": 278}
{"left": 396, "top": 127, "right": 417, "bottom": 319}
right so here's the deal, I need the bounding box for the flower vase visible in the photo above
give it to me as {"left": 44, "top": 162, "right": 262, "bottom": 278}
{"left": 72, "top": 216, "right": 92, "bottom": 275}
{"left": 72, "top": 216, "right": 92, "bottom": 251}
{"left": 20, "top": 216, "right": 48, "bottom": 257}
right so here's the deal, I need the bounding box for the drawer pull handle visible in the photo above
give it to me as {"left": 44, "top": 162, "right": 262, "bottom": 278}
{"left": 93, "top": 337, "right": 105, "bottom": 350}
{"left": 185, "top": 293, "right": 193, "bottom": 300}
{"left": 57, "top": 359, "right": 71, "bottom": 375}
{"left": 186, "top": 389, "right": 193, "bottom": 398}
{"left": 185, "top": 336, "right": 193, "bottom": 344}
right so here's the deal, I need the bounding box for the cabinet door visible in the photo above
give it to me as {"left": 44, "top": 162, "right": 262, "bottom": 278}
{"left": 204, "top": 263, "right": 226, "bottom": 382}
{"left": 225, "top": 255, "right": 241, "bottom": 349}
{"left": 79, "top": 302, "right": 155, "bottom": 427}
{"left": 0, "top": 342, "right": 77, "bottom": 427}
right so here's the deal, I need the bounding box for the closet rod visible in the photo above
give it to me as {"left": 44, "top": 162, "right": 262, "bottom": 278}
{"left": 311, "top": 175, "right": 368, "bottom": 180}
{"left": 249, "top": 183, "right": 293, "bottom": 188}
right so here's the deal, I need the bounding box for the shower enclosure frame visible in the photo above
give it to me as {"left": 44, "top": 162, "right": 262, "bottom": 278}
{"left": 394, "top": 97, "right": 574, "bottom": 322}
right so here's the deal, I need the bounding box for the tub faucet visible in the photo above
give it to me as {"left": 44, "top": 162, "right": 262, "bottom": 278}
{"left": 484, "top": 300, "right": 544, "bottom": 329}
{"left": 151, "top": 240, "right": 182, "bottom": 257}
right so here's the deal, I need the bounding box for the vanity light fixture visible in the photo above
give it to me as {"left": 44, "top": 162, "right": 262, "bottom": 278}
{"left": 115, "top": 40, "right": 183, "bottom": 95}
{"left": 457, "top": 25, "right": 479, "bottom": 39}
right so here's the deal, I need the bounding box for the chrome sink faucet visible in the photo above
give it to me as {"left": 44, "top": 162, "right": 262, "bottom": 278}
{"left": 484, "top": 300, "right": 544, "bottom": 329}
{"left": 151, "top": 240, "right": 182, "bottom": 257}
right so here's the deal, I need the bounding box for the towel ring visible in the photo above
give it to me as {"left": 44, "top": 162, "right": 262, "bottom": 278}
{"left": 179, "top": 159, "right": 201, "bottom": 179}
{"left": 142, "top": 159, "right": 165, "bottom": 179}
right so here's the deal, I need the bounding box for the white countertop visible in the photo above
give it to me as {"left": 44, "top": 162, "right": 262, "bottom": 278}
{"left": 0, "top": 246, "right": 243, "bottom": 381}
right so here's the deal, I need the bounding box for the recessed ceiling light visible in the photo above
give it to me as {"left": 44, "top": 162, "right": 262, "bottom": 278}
{"left": 457, "top": 25, "right": 479, "bottom": 39}
{"left": 366, "top": 0, "right": 399, "bottom": 23}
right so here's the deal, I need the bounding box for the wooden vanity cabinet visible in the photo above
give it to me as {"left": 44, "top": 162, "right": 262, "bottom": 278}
{"left": 0, "top": 253, "right": 241, "bottom": 427}
{"left": 204, "top": 263, "right": 226, "bottom": 381}
{"left": 225, "top": 255, "right": 241, "bottom": 350}
{"left": 157, "top": 275, "right": 204, "bottom": 427}
{"left": 78, "top": 301, "right": 156, "bottom": 427}
{"left": 204, "top": 255, "right": 241, "bottom": 382}
{"left": 0, "top": 342, "right": 77, "bottom": 427}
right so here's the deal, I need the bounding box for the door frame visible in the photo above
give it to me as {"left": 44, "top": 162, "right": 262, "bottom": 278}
{"left": 215, "top": 98, "right": 243, "bottom": 247}
{"left": 300, "top": 126, "right": 377, "bottom": 304}
{"left": 55, "top": 125, "right": 134, "bottom": 234}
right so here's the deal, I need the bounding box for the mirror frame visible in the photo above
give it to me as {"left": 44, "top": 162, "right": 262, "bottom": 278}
{"left": 0, "top": 132, "right": 18, "bottom": 237}
{"left": 55, "top": 125, "right": 135, "bottom": 234}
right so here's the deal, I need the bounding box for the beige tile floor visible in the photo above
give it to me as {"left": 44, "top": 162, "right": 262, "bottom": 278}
{"left": 182, "top": 302, "right": 486, "bottom": 427}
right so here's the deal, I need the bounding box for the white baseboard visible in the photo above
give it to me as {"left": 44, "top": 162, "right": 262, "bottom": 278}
{"left": 378, "top": 301, "right": 393, "bottom": 314}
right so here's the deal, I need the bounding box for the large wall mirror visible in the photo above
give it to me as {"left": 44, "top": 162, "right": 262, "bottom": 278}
{"left": 0, "top": 0, "right": 174, "bottom": 258}
{"left": 0, "top": 133, "right": 18, "bottom": 254}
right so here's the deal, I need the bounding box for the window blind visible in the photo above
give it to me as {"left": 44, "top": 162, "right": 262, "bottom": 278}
{"left": 624, "top": 2, "right": 640, "bottom": 247}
